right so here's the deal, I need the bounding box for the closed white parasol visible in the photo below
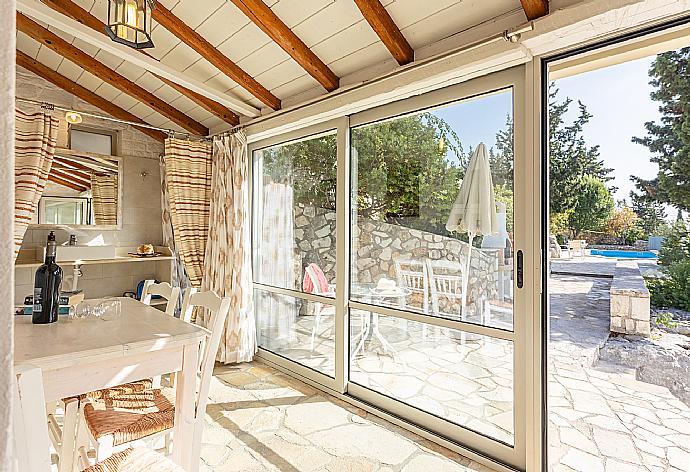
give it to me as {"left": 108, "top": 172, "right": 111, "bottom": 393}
{"left": 445, "top": 143, "right": 498, "bottom": 314}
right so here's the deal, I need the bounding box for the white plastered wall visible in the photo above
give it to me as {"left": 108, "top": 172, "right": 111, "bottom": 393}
{"left": 0, "top": 1, "right": 16, "bottom": 470}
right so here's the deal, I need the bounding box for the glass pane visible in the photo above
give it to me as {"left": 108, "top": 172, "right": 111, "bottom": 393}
{"left": 255, "top": 290, "right": 335, "bottom": 377}
{"left": 70, "top": 129, "right": 113, "bottom": 155}
{"left": 253, "top": 131, "right": 337, "bottom": 298}
{"left": 350, "top": 309, "right": 514, "bottom": 445}
{"left": 350, "top": 90, "right": 514, "bottom": 331}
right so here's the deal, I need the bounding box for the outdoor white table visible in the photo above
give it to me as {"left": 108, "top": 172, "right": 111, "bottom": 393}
{"left": 14, "top": 297, "right": 207, "bottom": 471}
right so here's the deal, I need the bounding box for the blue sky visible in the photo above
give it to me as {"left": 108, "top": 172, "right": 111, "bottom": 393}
{"left": 429, "top": 57, "right": 663, "bottom": 208}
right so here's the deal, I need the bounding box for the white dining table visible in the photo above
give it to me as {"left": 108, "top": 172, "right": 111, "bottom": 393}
{"left": 14, "top": 297, "right": 207, "bottom": 472}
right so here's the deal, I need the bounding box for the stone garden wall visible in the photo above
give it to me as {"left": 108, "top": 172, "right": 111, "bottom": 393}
{"left": 293, "top": 204, "right": 501, "bottom": 303}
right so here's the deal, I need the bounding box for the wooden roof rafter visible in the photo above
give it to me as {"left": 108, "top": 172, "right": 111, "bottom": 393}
{"left": 17, "top": 12, "right": 208, "bottom": 135}
{"left": 48, "top": 173, "right": 89, "bottom": 192}
{"left": 354, "top": 0, "right": 414, "bottom": 66}
{"left": 17, "top": 50, "right": 168, "bottom": 142}
{"left": 227, "top": 0, "right": 340, "bottom": 92}
{"left": 39, "top": 0, "right": 241, "bottom": 125}
{"left": 153, "top": 3, "right": 281, "bottom": 110}
{"left": 519, "top": 0, "right": 548, "bottom": 21}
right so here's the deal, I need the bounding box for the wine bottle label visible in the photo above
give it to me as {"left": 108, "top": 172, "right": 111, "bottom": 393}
{"left": 33, "top": 287, "right": 42, "bottom": 313}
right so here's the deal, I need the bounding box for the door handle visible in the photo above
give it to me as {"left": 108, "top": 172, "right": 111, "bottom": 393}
{"left": 517, "top": 250, "right": 524, "bottom": 289}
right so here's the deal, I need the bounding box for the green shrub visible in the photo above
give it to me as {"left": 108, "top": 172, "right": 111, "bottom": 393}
{"left": 659, "top": 220, "right": 690, "bottom": 267}
{"left": 646, "top": 260, "right": 690, "bottom": 311}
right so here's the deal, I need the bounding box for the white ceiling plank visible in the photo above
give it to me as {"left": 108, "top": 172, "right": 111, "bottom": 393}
{"left": 135, "top": 72, "right": 166, "bottom": 94}
{"left": 169, "top": 94, "right": 199, "bottom": 114}
{"left": 128, "top": 101, "right": 157, "bottom": 119}
{"left": 56, "top": 59, "right": 86, "bottom": 82}
{"left": 256, "top": 59, "right": 310, "bottom": 92}
{"left": 170, "top": 0, "right": 225, "bottom": 30}
{"left": 194, "top": 8, "right": 248, "bottom": 47}
{"left": 216, "top": 23, "right": 272, "bottom": 64}
{"left": 270, "top": 73, "right": 314, "bottom": 100}
{"left": 16, "top": 31, "right": 41, "bottom": 58}
{"left": 184, "top": 104, "right": 214, "bottom": 122}
{"left": 236, "top": 42, "right": 291, "bottom": 78}
{"left": 201, "top": 115, "right": 223, "bottom": 129}
{"left": 145, "top": 111, "right": 171, "bottom": 128}
{"left": 93, "top": 49, "right": 124, "bottom": 71}
{"left": 17, "top": 0, "right": 260, "bottom": 117}
{"left": 114, "top": 61, "right": 147, "bottom": 83}
{"left": 204, "top": 72, "right": 240, "bottom": 95}
{"left": 153, "top": 84, "right": 184, "bottom": 103}
{"left": 147, "top": 25, "right": 181, "bottom": 61}
{"left": 93, "top": 82, "right": 121, "bottom": 101}
{"left": 76, "top": 70, "right": 104, "bottom": 92}
{"left": 327, "top": 42, "right": 391, "bottom": 78}
{"left": 111, "top": 93, "right": 139, "bottom": 111}
{"left": 270, "top": 0, "right": 334, "bottom": 28}
{"left": 310, "top": 19, "right": 380, "bottom": 67}
{"left": 71, "top": 37, "right": 100, "bottom": 57}
{"left": 36, "top": 46, "right": 64, "bottom": 70}
{"left": 183, "top": 58, "right": 221, "bottom": 83}
{"left": 160, "top": 42, "right": 200, "bottom": 73}
{"left": 291, "top": 0, "right": 362, "bottom": 48}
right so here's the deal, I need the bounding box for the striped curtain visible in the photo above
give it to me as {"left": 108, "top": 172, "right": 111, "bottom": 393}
{"left": 159, "top": 155, "right": 191, "bottom": 314}
{"left": 92, "top": 174, "right": 118, "bottom": 225}
{"left": 14, "top": 110, "right": 59, "bottom": 257}
{"left": 201, "top": 132, "right": 256, "bottom": 363}
{"left": 164, "top": 138, "right": 212, "bottom": 288}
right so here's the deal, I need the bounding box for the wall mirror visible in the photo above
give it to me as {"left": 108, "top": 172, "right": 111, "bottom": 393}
{"left": 30, "top": 147, "right": 122, "bottom": 229}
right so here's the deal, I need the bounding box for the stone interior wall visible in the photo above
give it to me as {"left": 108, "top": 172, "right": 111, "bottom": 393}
{"left": 14, "top": 67, "right": 166, "bottom": 304}
{"left": 294, "top": 204, "right": 501, "bottom": 304}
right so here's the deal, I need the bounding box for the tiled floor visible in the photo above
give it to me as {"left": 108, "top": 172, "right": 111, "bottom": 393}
{"left": 257, "top": 308, "right": 515, "bottom": 445}
{"left": 201, "top": 361, "right": 496, "bottom": 471}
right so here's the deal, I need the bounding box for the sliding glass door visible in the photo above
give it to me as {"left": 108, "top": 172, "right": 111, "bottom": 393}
{"left": 251, "top": 65, "right": 531, "bottom": 470}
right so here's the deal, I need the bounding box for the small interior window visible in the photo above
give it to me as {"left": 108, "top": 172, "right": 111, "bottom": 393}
{"left": 69, "top": 128, "right": 115, "bottom": 155}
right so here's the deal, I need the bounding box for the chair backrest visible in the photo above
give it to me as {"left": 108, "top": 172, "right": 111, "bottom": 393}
{"left": 179, "top": 288, "right": 231, "bottom": 420}
{"left": 394, "top": 259, "right": 428, "bottom": 313}
{"left": 141, "top": 280, "right": 181, "bottom": 317}
{"left": 13, "top": 365, "right": 51, "bottom": 472}
{"left": 426, "top": 259, "right": 464, "bottom": 317}
{"left": 303, "top": 263, "right": 330, "bottom": 295}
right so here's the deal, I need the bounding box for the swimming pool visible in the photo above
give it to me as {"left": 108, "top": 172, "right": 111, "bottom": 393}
{"left": 589, "top": 249, "right": 658, "bottom": 259}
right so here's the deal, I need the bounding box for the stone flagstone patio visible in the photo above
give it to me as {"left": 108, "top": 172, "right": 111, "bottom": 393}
{"left": 548, "top": 274, "right": 690, "bottom": 472}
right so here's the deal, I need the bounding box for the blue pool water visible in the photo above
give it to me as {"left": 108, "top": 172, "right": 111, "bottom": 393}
{"left": 590, "top": 249, "right": 658, "bottom": 259}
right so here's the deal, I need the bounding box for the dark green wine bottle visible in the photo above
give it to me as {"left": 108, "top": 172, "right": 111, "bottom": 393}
{"left": 32, "top": 232, "right": 63, "bottom": 324}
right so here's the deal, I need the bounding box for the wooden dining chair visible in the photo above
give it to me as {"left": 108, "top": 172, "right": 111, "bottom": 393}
{"left": 77, "top": 288, "right": 231, "bottom": 470}
{"left": 13, "top": 364, "right": 185, "bottom": 472}
{"left": 141, "top": 280, "right": 181, "bottom": 317}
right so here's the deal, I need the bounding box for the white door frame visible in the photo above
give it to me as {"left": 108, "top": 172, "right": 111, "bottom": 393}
{"left": 250, "top": 64, "right": 540, "bottom": 472}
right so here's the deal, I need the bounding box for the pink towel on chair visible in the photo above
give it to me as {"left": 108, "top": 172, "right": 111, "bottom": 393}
{"left": 303, "top": 263, "right": 330, "bottom": 294}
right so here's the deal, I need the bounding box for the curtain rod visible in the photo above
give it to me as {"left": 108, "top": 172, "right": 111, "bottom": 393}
{"left": 211, "top": 19, "right": 533, "bottom": 139}
{"left": 15, "top": 97, "right": 205, "bottom": 139}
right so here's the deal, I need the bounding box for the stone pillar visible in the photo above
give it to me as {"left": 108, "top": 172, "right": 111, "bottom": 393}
{"left": 610, "top": 262, "right": 651, "bottom": 336}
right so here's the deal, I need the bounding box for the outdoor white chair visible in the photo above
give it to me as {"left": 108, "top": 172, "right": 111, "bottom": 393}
{"left": 304, "top": 263, "right": 336, "bottom": 351}
{"left": 14, "top": 365, "right": 185, "bottom": 472}
{"left": 568, "top": 239, "right": 587, "bottom": 258}
{"left": 394, "top": 258, "right": 429, "bottom": 315}
{"left": 426, "top": 259, "right": 465, "bottom": 320}
{"left": 75, "top": 288, "right": 231, "bottom": 468}
{"left": 141, "top": 280, "right": 181, "bottom": 317}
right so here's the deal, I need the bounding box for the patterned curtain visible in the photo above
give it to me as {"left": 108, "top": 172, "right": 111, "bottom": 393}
{"left": 91, "top": 174, "right": 118, "bottom": 225}
{"left": 159, "top": 155, "right": 191, "bottom": 315}
{"left": 200, "top": 131, "right": 256, "bottom": 363}
{"left": 164, "top": 138, "right": 212, "bottom": 288}
{"left": 14, "top": 110, "right": 59, "bottom": 257}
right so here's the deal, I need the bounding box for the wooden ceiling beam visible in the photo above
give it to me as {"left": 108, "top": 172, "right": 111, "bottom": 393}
{"left": 48, "top": 174, "right": 88, "bottom": 192}
{"left": 153, "top": 3, "right": 280, "bottom": 110}
{"left": 17, "top": 12, "right": 208, "bottom": 135}
{"left": 17, "top": 50, "right": 168, "bottom": 142}
{"left": 51, "top": 168, "right": 91, "bottom": 188}
{"left": 519, "top": 0, "right": 548, "bottom": 21}
{"left": 39, "top": 0, "right": 242, "bottom": 124}
{"left": 227, "top": 0, "right": 339, "bottom": 92}
{"left": 353, "top": 0, "right": 413, "bottom": 66}
{"left": 50, "top": 163, "right": 92, "bottom": 182}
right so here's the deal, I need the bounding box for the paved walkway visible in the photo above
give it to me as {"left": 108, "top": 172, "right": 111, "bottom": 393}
{"left": 548, "top": 275, "right": 690, "bottom": 472}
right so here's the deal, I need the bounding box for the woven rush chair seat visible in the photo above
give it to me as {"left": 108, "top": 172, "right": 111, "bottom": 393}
{"left": 63, "top": 379, "right": 154, "bottom": 404}
{"left": 83, "top": 387, "right": 176, "bottom": 446}
{"left": 81, "top": 447, "right": 185, "bottom": 472}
